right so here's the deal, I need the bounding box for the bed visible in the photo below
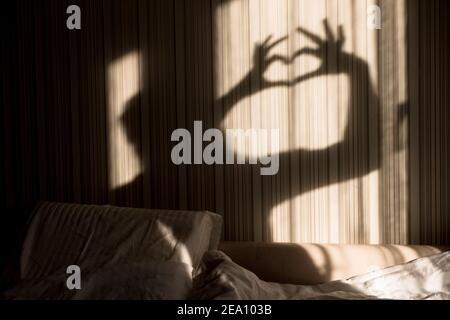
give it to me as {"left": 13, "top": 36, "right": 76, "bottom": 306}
{"left": 2, "top": 202, "right": 449, "bottom": 300}
{"left": 197, "top": 243, "right": 450, "bottom": 299}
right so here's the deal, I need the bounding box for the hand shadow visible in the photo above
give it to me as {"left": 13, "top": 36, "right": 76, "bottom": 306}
{"left": 116, "top": 19, "right": 408, "bottom": 242}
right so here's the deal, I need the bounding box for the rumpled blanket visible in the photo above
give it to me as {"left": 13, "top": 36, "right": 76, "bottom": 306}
{"left": 190, "top": 250, "right": 450, "bottom": 300}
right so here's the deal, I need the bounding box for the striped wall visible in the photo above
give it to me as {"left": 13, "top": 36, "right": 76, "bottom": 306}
{"left": 1, "top": 0, "right": 449, "bottom": 246}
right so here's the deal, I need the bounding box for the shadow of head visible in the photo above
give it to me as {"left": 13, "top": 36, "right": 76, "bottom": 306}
{"left": 120, "top": 94, "right": 142, "bottom": 157}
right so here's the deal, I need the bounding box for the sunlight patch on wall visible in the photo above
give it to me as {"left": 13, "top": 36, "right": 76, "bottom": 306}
{"left": 217, "top": 0, "right": 350, "bottom": 157}
{"left": 271, "top": 171, "right": 381, "bottom": 244}
{"left": 222, "top": 74, "right": 349, "bottom": 155}
{"left": 213, "top": 0, "right": 411, "bottom": 243}
{"left": 107, "top": 51, "right": 142, "bottom": 189}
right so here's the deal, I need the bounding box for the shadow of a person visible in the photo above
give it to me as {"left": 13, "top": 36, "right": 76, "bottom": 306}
{"left": 116, "top": 19, "right": 407, "bottom": 242}
{"left": 111, "top": 94, "right": 145, "bottom": 208}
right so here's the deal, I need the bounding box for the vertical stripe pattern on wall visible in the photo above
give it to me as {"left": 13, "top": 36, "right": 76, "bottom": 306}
{"left": 1, "top": 0, "right": 449, "bottom": 246}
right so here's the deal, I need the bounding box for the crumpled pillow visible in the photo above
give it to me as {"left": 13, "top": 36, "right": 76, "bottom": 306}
{"left": 5, "top": 260, "right": 192, "bottom": 300}
{"left": 19, "top": 202, "right": 222, "bottom": 282}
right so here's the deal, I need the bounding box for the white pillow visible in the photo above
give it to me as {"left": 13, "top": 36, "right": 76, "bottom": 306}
{"left": 6, "top": 260, "right": 193, "bottom": 300}
{"left": 19, "top": 202, "right": 222, "bottom": 281}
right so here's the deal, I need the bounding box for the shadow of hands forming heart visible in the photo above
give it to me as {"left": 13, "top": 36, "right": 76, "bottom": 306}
{"left": 249, "top": 19, "right": 351, "bottom": 92}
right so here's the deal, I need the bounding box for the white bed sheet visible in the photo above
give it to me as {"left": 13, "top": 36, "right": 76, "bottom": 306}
{"left": 190, "top": 250, "right": 450, "bottom": 300}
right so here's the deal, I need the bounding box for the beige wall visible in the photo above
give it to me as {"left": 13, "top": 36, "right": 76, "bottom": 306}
{"left": 210, "top": 0, "right": 449, "bottom": 244}
{"left": 2, "top": 0, "right": 449, "bottom": 246}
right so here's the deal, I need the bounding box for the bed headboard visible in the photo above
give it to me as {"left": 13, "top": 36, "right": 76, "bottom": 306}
{"left": 219, "top": 241, "right": 450, "bottom": 285}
